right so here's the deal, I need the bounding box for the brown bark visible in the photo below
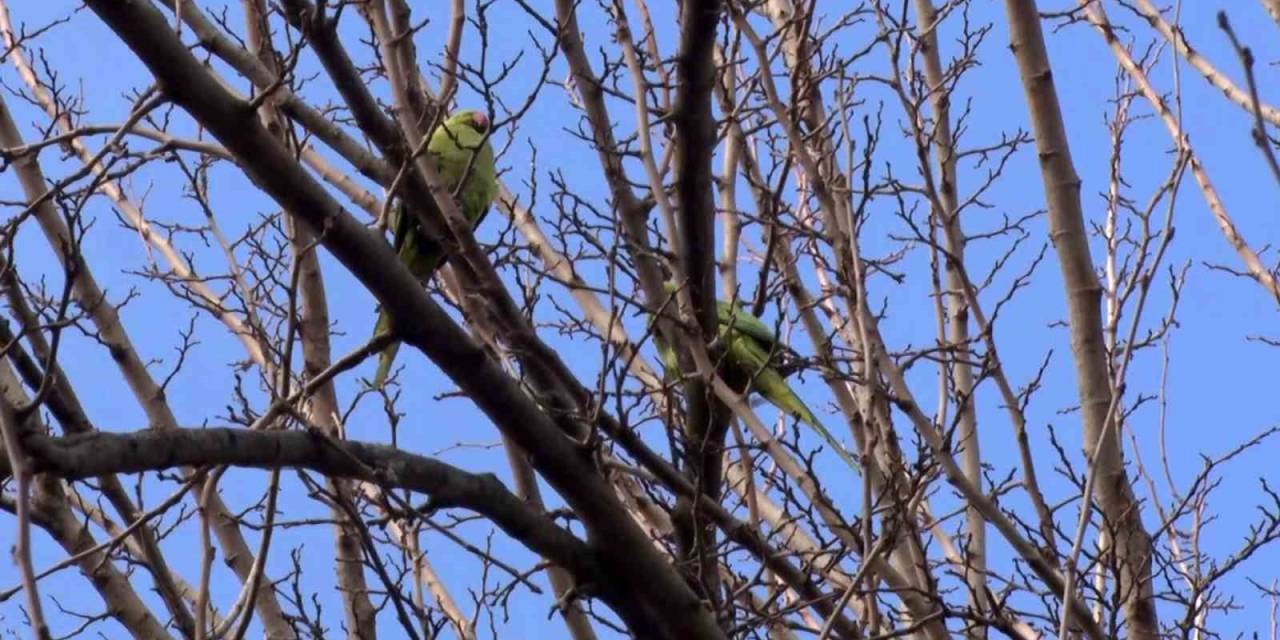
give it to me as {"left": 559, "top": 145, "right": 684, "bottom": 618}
{"left": 1002, "top": 1, "right": 1157, "bottom": 637}
{"left": 911, "top": 0, "right": 988, "bottom": 631}
{"left": 671, "top": 0, "right": 728, "bottom": 614}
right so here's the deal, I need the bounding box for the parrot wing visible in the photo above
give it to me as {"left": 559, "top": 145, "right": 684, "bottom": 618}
{"left": 716, "top": 298, "right": 811, "bottom": 381}
{"left": 392, "top": 201, "right": 446, "bottom": 278}
{"left": 656, "top": 281, "right": 781, "bottom": 349}
{"left": 716, "top": 299, "right": 778, "bottom": 348}
{"left": 727, "top": 332, "right": 817, "bottom": 424}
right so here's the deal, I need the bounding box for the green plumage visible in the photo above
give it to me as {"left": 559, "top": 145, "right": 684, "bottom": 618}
{"left": 656, "top": 286, "right": 859, "bottom": 471}
{"left": 373, "top": 110, "right": 497, "bottom": 386}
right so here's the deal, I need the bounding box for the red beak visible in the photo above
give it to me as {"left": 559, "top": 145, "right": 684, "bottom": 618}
{"left": 472, "top": 112, "right": 489, "bottom": 130}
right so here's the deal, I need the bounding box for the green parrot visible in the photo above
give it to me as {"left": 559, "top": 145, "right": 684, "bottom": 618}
{"left": 656, "top": 284, "right": 859, "bottom": 471}
{"left": 372, "top": 109, "right": 498, "bottom": 386}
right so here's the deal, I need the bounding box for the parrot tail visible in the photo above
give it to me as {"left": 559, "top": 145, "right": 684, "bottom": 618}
{"left": 777, "top": 392, "right": 821, "bottom": 430}
{"left": 372, "top": 309, "right": 399, "bottom": 387}
{"left": 756, "top": 371, "right": 861, "bottom": 473}
{"left": 790, "top": 400, "right": 862, "bottom": 473}
{"left": 794, "top": 403, "right": 821, "bottom": 428}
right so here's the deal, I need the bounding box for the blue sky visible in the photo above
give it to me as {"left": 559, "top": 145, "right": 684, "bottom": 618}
{"left": 2, "top": 1, "right": 1279, "bottom": 637}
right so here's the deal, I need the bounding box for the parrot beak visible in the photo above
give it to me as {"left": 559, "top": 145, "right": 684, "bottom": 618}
{"left": 471, "top": 112, "right": 489, "bottom": 132}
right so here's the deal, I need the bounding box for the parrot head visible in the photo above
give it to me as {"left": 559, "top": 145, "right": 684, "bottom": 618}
{"left": 447, "top": 109, "right": 490, "bottom": 134}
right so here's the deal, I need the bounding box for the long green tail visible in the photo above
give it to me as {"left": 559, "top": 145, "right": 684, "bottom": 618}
{"left": 371, "top": 206, "right": 441, "bottom": 388}
{"left": 733, "top": 335, "right": 861, "bottom": 474}
{"left": 372, "top": 309, "right": 400, "bottom": 387}
{"left": 752, "top": 365, "right": 860, "bottom": 473}
{"left": 372, "top": 244, "right": 447, "bottom": 387}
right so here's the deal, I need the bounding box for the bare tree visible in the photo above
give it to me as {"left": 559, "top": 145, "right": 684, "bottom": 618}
{"left": 1, "top": 0, "right": 1278, "bottom": 638}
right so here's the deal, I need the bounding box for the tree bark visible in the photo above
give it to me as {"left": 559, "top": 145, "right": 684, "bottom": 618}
{"left": 1002, "top": 1, "right": 1157, "bottom": 637}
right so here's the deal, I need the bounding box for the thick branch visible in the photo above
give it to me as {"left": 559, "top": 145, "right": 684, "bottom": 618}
{"left": 15, "top": 428, "right": 597, "bottom": 575}
{"left": 1002, "top": 0, "right": 1157, "bottom": 636}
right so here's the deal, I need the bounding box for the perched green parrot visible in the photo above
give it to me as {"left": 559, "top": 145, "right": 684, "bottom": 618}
{"left": 656, "top": 284, "right": 859, "bottom": 471}
{"left": 372, "top": 109, "right": 497, "bottom": 386}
